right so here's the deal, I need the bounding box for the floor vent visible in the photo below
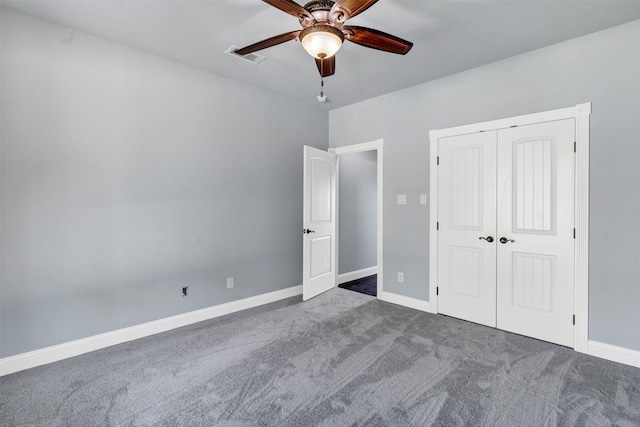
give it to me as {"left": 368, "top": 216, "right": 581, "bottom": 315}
{"left": 225, "top": 46, "right": 266, "bottom": 65}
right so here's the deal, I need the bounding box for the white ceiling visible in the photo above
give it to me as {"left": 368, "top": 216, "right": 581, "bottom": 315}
{"left": 3, "top": 0, "right": 640, "bottom": 110}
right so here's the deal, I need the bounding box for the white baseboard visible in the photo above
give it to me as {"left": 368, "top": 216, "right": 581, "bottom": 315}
{"left": 0, "top": 285, "right": 302, "bottom": 377}
{"left": 338, "top": 266, "right": 377, "bottom": 284}
{"left": 378, "top": 291, "right": 434, "bottom": 313}
{"left": 378, "top": 294, "right": 640, "bottom": 369}
{"left": 587, "top": 340, "right": 640, "bottom": 368}
{"left": 5, "top": 285, "right": 637, "bottom": 376}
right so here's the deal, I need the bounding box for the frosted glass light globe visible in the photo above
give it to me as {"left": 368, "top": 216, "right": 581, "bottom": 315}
{"left": 300, "top": 25, "right": 344, "bottom": 59}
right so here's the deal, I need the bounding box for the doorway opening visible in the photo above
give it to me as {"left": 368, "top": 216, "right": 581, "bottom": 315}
{"left": 331, "top": 140, "right": 383, "bottom": 298}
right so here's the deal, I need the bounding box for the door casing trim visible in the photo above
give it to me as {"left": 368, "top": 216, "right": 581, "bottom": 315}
{"left": 429, "top": 103, "right": 590, "bottom": 353}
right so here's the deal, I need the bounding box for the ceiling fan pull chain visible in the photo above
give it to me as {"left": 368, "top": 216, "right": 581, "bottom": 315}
{"left": 317, "top": 77, "right": 327, "bottom": 103}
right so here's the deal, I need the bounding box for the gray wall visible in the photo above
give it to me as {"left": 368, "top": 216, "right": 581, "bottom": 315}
{"left": 329, "top": 20, "right": 640, "bottom": 351}
{"left": 338, "top": 151, "right": 377, "bottom": 275}
{"left": 0, "top": 9, "right": 328, "bottom": 357}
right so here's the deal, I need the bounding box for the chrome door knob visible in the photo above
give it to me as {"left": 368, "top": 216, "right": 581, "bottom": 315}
{"left": 499, "top": 237, "right": 515, "bottom": 244}
{"left": 479, "top": 236, "right": 494, "bottom": 242}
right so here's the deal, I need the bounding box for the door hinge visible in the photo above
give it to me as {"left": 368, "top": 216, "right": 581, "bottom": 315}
{"left": 573, "top": 228, "right": 576, "bottom": 239}
{"left": 437, "top": 286, "right": 439, "bottom": 296}
{"left": 436, "top": 221, "right": 439, "bottom": 230}
{"left": 437, "top": 156, "right": 440, "bottom": 165}
{"left": 573, "top": 314, "right": 575, "bottom": 326}
{"left": 574, "top": 141, "right": 577, "bottom": 152}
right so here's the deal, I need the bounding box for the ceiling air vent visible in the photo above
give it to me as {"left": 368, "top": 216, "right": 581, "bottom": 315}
{"left": 225, "top": 46, "right": 266, "bottom": 65}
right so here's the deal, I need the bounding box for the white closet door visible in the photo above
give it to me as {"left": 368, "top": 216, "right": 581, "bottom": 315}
{"left": 496, "top": 119, "right": 575, "bottom": 347}
{"left": 438, "top": 131, "right": 497, "bottom": 327}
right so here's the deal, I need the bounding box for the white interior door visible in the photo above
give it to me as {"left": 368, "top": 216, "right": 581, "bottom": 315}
{"left": 437, "top": 131, "right": 498, "bottom": 327}
{"left": 303, "top": 146, "right": 337, "bottom": 301}
{"left": 496, "top": 119, "right": 575, "bottom": 347}
{"left": 437, "top": 119, "right": 576, "bottom": 346}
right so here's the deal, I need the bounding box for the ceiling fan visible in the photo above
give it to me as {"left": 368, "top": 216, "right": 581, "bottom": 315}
{"left": 234, "top": 0, "right": 413, "bottom": 77}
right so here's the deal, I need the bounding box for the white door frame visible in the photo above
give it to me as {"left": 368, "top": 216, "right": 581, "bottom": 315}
{"left": 429, "top": 103, "right": 591, "bottom": 353}
{"left": 330, "top": 139, "right": 384, "bottom": 297}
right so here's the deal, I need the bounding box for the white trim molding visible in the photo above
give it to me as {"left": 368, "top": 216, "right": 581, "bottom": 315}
{"left": 331, "top": 140, "right": 382, "bottom": 155}
{"left": 431, "top": 105, "right": 584, "bottom": 139}
{"left": 574, "top": 102, "right": 591, "bottom": 353}
{"left": 588, "top": 340, "right": 640, "bottom": 369}
{"left": 378, "top": 291, "right": 434, "bottom": 313}
{"left": 429, "top": 103, "right": 591, "bottom": 353}
{"left": 338, "top": 266, "right": 378, "bottom": 284}
{"left": 428, "top": 129, "right": 439, "bottom": 312}
{"left": 0, "top": 285, "right": 302, "bottom": 377}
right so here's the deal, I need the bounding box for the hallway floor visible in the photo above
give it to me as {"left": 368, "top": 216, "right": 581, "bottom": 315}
{"left": 338, "top": 274, "right": 377, "bottom": 297}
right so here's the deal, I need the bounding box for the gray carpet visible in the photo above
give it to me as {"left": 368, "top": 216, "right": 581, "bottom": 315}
{"left": 1, "top": 288, "right": 639, "bottom": 426}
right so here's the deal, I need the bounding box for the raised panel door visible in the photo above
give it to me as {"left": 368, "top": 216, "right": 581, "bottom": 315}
{"left": 303, "top": 146, "right": 337, "bottom": 301}
{"left": 438, "top": 131, "right": 497, "bottom": 327}
{"left": 496, "top": 119, "right": 575, "bottom": 346}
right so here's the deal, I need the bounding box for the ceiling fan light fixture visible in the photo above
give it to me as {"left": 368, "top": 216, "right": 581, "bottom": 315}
{"left": 300, "top": 25, "right": 344, "bottom": 59}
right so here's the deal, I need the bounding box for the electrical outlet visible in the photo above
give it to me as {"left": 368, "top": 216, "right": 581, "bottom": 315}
{"left": 420, "top": 194, "right": 428, "bottom": 205}
{"left": 398, "top": 272, "right": 404, "bottom": 283}
{"left": 397, "top": 194, "right": 407, "bottom": 205}
{"left": 182, "top": 286, "right": 188, "bottom": 297}
{"left": 227, "top": 277, "right": 234, "bottom": 289}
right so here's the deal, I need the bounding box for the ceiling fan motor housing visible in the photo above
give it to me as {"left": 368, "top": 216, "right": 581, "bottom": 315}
{"left": 301, "top": 0, "right": 344, "bottom": 27}
{"left": 304, "top": 0, "right": 334, "bottom": 11}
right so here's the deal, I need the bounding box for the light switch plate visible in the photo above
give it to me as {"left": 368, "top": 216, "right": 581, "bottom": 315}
{"left": 420, "top": 194, "right": 428, "bottom": 205}
{"left": 397, "top": 195, "right": 407, "bottom": 205}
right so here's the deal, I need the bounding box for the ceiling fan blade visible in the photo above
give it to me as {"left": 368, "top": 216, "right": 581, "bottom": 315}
{"left": 315, "top": 56, "right": 336, "bottom": 77}
{"left": 343, "top": 26, "right": 413, "bottom": 55}
{"left": 263, "top": 0, "right": 314, "bottom": 21}
{"left": 234, "top": 30, "right": 301, "bottom": 56}
{"left": 330, "top": 0, "right": 379, "bottom": 21}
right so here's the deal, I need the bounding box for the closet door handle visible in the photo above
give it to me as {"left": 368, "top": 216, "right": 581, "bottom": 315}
{"left": 479, "top": 236, "right": 494, "bottom": 243}
{"left": 499, "top": 237, "right": 515, "bottom": 244}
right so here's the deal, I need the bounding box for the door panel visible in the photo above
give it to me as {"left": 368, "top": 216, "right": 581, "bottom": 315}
{"left": 438, "top": 131, "right": 497, "bottom": 327}
{"left": 310, "top": 159, "right": 333, "bottom": 222}
{"left": 310, "top": 236, "right": 332, "bottom": 278}
{"left": 496, "top": 119, "right": 575, "bottom": 347}
{"left": 303, "top": 146, "right": 337, "bottom": 301}
{"left": 512, "top": 252, "right": 554, "bottom": 312}
{"left": 449, "top": 246, "right": 482, "bottom": 297}
{"left": 513, "top": 138, "right": 555, "bottom": 233}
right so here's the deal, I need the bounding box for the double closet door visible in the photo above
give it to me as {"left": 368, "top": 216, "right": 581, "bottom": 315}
{"left": 438, "top": 119, "right": 575, "bottom": 347}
